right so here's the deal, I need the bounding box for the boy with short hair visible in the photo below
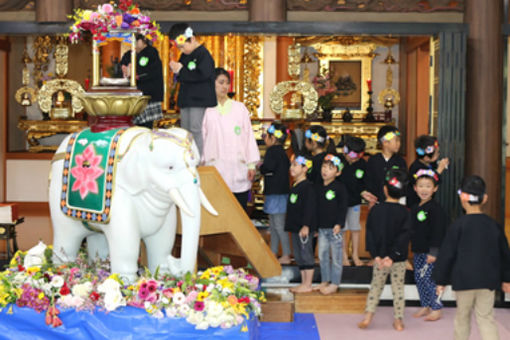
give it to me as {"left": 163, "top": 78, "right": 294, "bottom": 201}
{"left": 363, "top": 125, "right": 407, "bottom": 208}
{"left": 169, "top": 23, "right": 217, "bottom": 154}
{"left": 407, "top": 135, "right": 449, "bottom": 208}
{"left": 433, "top": 175, "right": 510, "bottom": 340}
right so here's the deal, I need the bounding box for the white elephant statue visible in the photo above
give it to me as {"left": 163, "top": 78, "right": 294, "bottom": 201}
{"left": 48, "top": 127, "right": 217, "bottom": 282}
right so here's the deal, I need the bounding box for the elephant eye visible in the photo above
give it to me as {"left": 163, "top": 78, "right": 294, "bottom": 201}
{"left": 169, "top": 166, "right": 174, "bottom": 170}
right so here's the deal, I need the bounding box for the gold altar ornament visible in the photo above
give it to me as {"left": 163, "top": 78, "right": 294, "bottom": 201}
{"left": 78, "top": 93, "right": 150, "bottom": 116}
{"left": 15, "top": 47, "right": 38, "bottom": 107}
{"left": 38, "top": 79, "right": 85, "bottom": 119}
{"left": 270, "top": 81, "right": 318, "bottom": 119}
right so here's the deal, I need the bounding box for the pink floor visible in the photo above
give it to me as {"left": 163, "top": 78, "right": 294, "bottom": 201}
{"left": 315, "top": 307, "right": 510, "bottom": 340}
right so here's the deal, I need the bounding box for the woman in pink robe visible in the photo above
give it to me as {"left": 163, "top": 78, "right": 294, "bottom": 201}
{"left": 202, "top": 68, "right": 260, "bottom": 210}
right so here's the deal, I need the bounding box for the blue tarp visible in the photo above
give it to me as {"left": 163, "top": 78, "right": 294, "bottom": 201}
{"left": 260, "top": 313, "right": 320, "bottom": 340}
{"left": 0, "top": 305, "right": 259, "bottom": 340}
{"left": 0, "top": 307, "right": 320, "bottom": 340}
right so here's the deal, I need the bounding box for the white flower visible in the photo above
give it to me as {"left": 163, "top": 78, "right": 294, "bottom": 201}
{"left": 161, "top": 297, "right": 169, "bottom": 304}
{"left": 186, "top": 310, "right": 204, "bottom": 325}
{"left": 103, "top": 290, "right": 126, "bottom": 311}
{"left": 206, "top": 283, "right": 215, "bottom": 293}
{"left": 98, "top": 278, "right": 120, "bottom": 293}
{"left": 58, "top": 294, "right": 84, "bottom": 308}
{"left": 71, "top": 282, "right": 92, "bottom": 297}
{"left": 172, "top": 292, "right": 185, "bottom": 305}
{"left": 178, "top": 304, "right": 190, "bottom": 317}
{"left": 165, "top": 307, "right": 178, "bottom": 318}
{"left": 13, "top": 272, "right": 27, "bottom": 285}
{"left": 23, "top": 241, "right": 47, "bottom": 267}
{"left": 205, "top": 301, "right": 223, "bottom": 317}
{"left": 50, "top": 275, "right": 64, "bottom": 288}
{"left": 196, "top": 321, "right": 210, "bottom": 330}
{"left": 184, "top": 27, "right": 193, "bottom": 38}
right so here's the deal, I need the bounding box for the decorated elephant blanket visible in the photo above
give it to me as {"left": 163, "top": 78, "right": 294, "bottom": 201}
{"left": 60, "top": 127, "right": 127, "bottom": 223}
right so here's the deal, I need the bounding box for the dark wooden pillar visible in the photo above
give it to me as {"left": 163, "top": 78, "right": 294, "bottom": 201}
{"left": 249, "top": 0, "right": 286, "bottom": 22}
{"left": 465, "top": 0, "right": 504, "bottom": 219}
{"left": 36, "top": 0, "right": 72, "bottom": 23}
{"left": 276, "top": 37, "right": 293, "bottom": 83}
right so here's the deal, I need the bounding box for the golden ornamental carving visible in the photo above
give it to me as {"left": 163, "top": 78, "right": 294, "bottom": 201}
{"left": 17, "top": 119, "right": 88, "bottom": 152}
{"left": 54, "top": 38, "right": 69, "bottom": 78}
{"left": 270, "top": 81, "right": 318, "bottom": 118}
{"left": 15, "top": 87, "right": 37, "bottom": 107}
{"left": 243, "top": 36, "right": 262, "bottom": 117}
{"left": 38, "top": 79, "right": 85, "bottom": 117}
{"left": 378, "top": 88, "right": 400, "bottom": 106}
{"left": 32, "top": 35, "right": 53, "bottom": 87}
{"left": 288, "top": 43, "right": 301, "bottom": 79}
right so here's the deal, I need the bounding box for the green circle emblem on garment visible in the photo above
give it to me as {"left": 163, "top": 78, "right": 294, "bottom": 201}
{"left": 234, "top": 126, "right": 241, "bottom": 135}
{"left": 325, "top": 189, "right": 336, "bottom": 200}
{"left": 187, "top": 60, "right": 197, "bottom": 70}
{"left": 417, "top": 210, "right": 427, "bottom": 222}
{"left": 289, "top": 193, "right": 298, "bottom": 204}
{"left": 139, "top": 56, "right": 149, "bottom": 67}
{"left": 355, "top": 169, "right": 364, "bottom": 179}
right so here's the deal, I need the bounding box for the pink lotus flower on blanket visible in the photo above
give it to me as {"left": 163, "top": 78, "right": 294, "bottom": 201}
{"left": 71, "top": 145, "right": 104, "bottom": 199}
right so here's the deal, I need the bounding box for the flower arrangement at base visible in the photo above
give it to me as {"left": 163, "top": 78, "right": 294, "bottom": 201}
{"left": 0, "top": 242, "right": 265, "bottom": 330}
{"left": 69, "top": 0, "right": 162, "bottom": 43}
{"left": 312, "top": 73, "right": 338, "bottom": 112}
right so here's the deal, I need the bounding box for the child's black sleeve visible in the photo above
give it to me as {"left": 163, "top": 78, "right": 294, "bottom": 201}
{"left": 302, "top": 184, "right": 317, "bottom": 233}
{"left": 365, "top": 207, "right": 377, "bottom": 258}
{"left": 389, "top": 210, "right": 411, "bottom": 262}
{"left": 336, "top": 182, "right": 349, "bottom": 228}
{"left": 429, "top": 204, "right": 448, "bottom": 256}
{"left": 432, "top": 220, "right": 460, "bottom": 285}
{"left": 259, "top": 147, "right": 276, "bottom": 175}
{"left": 178, "top": 50, "right": 215, "bottom": 83}
{"left": 498, "top": 225, "right": 510, "bottom": 282}
{"left": 365, "top": 155, "right": 378, "bottom": 196}
{"left": 137, "top": 49, "right": 163, "bottom": 83}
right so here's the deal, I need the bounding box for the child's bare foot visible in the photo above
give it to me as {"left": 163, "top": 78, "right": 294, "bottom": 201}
{"left": 393, "top": 318, "right": 404, "bottom": 331}
{"left": 343, "top": 257, "right": 351, "bottom": 266}
{"left": 358, "top": 312, "right": 373, "bottom": 329}
{"left": 413, "top": 307, "right": 430, "bottom": 318}
{"left": 424, "top": 310, "right": 442, "bottom": 321}
{"left": 278, "top": 255, "right": 291, "bottom": 265}
{"left": 405, "top": 260, "right": 413, "bottom": 271}
{"left": 312, "top": 282, "right": 329, "bottom": 291}
{"left": 353, "top": 257, "right": 364, "bottom": 266}
{"left": 319, "top": 283, "right": 338, "bottom": 295}
{"left": 292, "top": 284, "right": 312, "bottom": 293}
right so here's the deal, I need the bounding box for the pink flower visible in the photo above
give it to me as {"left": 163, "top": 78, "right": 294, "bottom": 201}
{"left": 70, "top": 145, "right": 104, "bottom": 199}
{"left": 162, "top": 288, "right": 173, "bottom": 299}
{"left": 194, "top": 301, "right": 204, "bottom": 311}
{"left": 147, "top": 280, "right": 158, "bottom": 293}
{"left": 138, "top": 286, "right": 149, "bottom": 300}
{"left": 100, "top": 4, "right": 114, "bottom": 14}
{"left": 185, "top": 290, "right": 198, "bottom": 303}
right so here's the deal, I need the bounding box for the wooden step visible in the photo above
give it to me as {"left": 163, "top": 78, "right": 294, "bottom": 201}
{"left": 260, "top": 300, "right": 295, "bottom": 322}
{"left": 294, "top": 288, "right": 368, "bottom": 314}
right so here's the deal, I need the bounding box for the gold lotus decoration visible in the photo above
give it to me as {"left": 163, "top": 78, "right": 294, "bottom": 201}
{"left": 77, "top": 93, "right": 150, "bottom": 116}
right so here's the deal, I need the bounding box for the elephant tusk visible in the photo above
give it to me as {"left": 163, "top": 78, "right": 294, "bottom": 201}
{"left": 199, "top": 188, "right": 219, "bottom": 216}
{"left": 169, "top": 188, "right": 194, "bottom": 217}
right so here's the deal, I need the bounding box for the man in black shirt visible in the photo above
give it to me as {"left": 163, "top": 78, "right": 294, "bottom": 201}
{"left": 121, "top": 34, "right": 164, "bottom": 129}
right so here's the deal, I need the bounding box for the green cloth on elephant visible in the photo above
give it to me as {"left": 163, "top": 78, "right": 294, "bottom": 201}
{"left": 62, "top": 128, "right": 127, "bottom": 223}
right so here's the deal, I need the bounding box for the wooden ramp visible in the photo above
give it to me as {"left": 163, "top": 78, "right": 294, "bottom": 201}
{"left": 294, "top": 289, "right": 368, "bottom": 314}
{"left": 178, "top": 166, "right": 281, "bottom": 278}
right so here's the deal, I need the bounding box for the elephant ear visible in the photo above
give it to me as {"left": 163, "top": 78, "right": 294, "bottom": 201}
{"left": 116, "top": 131, "right": 153, "bottom": 195}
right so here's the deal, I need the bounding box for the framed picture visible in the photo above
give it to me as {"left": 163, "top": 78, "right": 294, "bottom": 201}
{"left": 328, "top": 60, "right": 362, "bottom": 108}
{"left": 315, "top": 43, "right": 375, "bottom": 117}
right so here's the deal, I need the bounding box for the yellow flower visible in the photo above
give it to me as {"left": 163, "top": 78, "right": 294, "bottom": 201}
{"left": 241, "top": 325, "right": 248, "bottom": 332}
{"left": 217, "top": 278, "right": 234, "bottom": 290}
{"left": 82, "top": 10, "right": 92, "bottom": 21}
{"left": 211, "top": 266, "right": 223, "bottom": 276}
{"left": 108, "top": 273, "right": 123, "bottom": 284}
{"left": 175, "top": 35, "right": 186, "bottom": 45}
{"left": 14, "top": 288, "right": 23, "bottom": 298}
{"left": 26, "top": 267, "right": 40, "bottom": 275}
{"left": 197, "top": 291, "right": 209, "bottom": 301}
{"left": 38, "top": 292, "right": 45, "bottom": 300}
{"left": 200, "top": 271, "right": 210, "bottom": 280}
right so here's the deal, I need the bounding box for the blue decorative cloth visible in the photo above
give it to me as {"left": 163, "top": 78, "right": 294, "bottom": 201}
{"left": 0, "top": 305, "right": 259, "bottom": 340}
{"left": 263, "top": 194, "right": 288, "bottom": 214}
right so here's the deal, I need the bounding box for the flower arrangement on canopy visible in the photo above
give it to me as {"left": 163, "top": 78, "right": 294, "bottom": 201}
{"left": 69, "top": 0, "right": 162, "bottom": 43}
{"left": 0, "top": 242, "right": 264, "bottom": 329}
